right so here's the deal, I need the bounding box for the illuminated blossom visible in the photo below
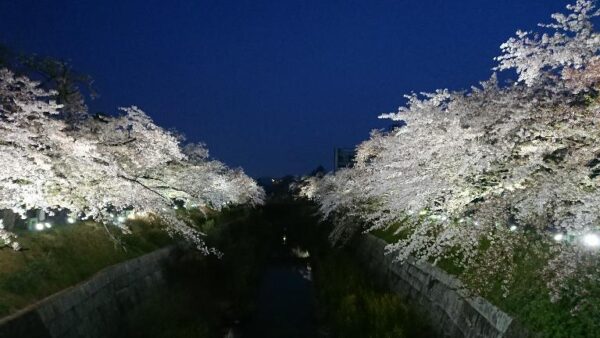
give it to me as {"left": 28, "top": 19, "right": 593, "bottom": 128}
{"left": 0, "top": 69, "right": 264, "bottom": 253}
{"left": 302, "top": 0, "right": 600, "bottom": 303}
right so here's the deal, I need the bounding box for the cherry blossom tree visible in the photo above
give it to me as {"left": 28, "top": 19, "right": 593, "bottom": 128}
{"left": 0, "top": 68, "right": 264, "bottom": 254}
{"left": 302, "top": 0, "right": 600, "bottom": 303}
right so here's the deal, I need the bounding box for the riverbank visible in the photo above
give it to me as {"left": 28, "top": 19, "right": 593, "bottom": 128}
{"left": 0, "top": 206, "right": 252, "bottom": 320}
{"left": 0, "top": 218, "right": 173, "bottom": 318}
{"left": 119, "top": 206, "right": 277, "bottom": 337}
{"left": 248, "top": 199, "right": 435, "bottom": 338}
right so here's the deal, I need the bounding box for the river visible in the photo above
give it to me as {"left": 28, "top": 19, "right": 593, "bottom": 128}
{"left": 242, "top": 229, "right": 317, "bottom": 337}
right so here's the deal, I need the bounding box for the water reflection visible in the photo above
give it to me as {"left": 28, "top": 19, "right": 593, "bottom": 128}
{"left": 292, "top": 246, "right": 310, "bottom": 258}
{"left": 242, "top": 227, "right": 316, "bottom": 338}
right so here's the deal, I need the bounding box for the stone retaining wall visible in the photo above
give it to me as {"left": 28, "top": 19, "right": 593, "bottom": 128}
{"left": 354, "top": 235, "right": 530, "bottom": 338}
{"left": 0, "top": 246, "right": 178, "bottom": 338}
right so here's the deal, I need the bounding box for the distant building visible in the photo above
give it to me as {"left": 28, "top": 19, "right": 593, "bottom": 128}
{"left": 333, "top": 148, "right": 356, "bottom": 171}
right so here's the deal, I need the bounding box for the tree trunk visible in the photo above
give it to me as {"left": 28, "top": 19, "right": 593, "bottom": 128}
{"left": 1, "top": 209, "right": 16, "bottom": 230}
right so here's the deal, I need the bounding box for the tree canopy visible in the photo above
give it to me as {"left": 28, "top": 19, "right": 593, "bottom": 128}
{"left": 301, "top": 0, "right": 600, "bottom": 305}
{"left": 0, "top": 67, "right": 264, "bottom": 253}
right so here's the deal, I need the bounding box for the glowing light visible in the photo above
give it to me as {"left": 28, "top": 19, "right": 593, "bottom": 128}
{"left": 67, "top": 217, "right": 76, "bottom": 224}
{"left": 173, "top": 206, "right": 179, "bottom": 210}
{"left": 292, "top": 247, "right": 310, "bottom": 258}
{"left": 282, "top": 235, "right": 287, "bottom": 244}
{"left": 35, "top": 223, "right": 44, "bottom": 231}
{"left": 509, "top": 225, "right": 518, "bottom": 231}
{"left": 553, "top": 233, "right": 564, "bottom": 242}
{"left": 582, "top": 233, "right": 600, "bottom": 248}
{"left": 44, "top": 222, "right": 52, "bottom": 229}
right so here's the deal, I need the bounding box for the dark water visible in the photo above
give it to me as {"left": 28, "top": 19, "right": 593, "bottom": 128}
{"left": 243, "top": 234, "right": 316, "bottom": 338}
{"left": 244, "top": 265, "right": 315, "bottom": 337}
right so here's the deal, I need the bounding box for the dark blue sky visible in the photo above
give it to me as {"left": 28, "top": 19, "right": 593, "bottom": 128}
{"left": 0, "top": 0, "right": 566, "bottom": 177}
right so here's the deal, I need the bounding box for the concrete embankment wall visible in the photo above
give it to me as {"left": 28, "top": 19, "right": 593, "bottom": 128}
{"left": 0, "top": 246, "right": 178, "bottom": 338}
{"left": 354, "top": 235, "right": 530, "bottom": 338}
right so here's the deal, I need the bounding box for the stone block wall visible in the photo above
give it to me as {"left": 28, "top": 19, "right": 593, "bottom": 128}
{"left": 354, "top": 235, "right": 530, "bottom": 338}
{"left": 0, "top": 246, "right": 178, "bottom": 338}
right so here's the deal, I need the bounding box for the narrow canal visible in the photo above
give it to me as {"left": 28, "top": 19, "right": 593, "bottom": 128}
{"left": 121, "top": 199, "right": 433, "bottom": 337}
{"left": 243, "top": 228, "right": 316, "bottom": 337}
{"left": 233, "top": 196, "right": 328, "bottom": 338}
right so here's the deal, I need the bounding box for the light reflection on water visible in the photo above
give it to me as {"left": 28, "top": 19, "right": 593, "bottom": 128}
{"left": 242, "top": 228, "right": 316, "bottom": 337}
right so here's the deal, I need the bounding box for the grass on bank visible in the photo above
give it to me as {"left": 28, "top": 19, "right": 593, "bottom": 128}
{"left": 0, "top": 218, "right": 175, "bottom": 317}
{"left": 372, "top": 221, "right": 600, "bottom": 338}
{"left": 314, "top": 249, "right": 434, "bottom": 338}
{"left": 0, "top": 206, "right": 249, "bottom": 319}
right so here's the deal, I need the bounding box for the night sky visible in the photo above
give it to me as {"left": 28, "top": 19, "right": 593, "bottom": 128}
{"left": 0, "top": 0, "right": 566, "bottom": 177}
